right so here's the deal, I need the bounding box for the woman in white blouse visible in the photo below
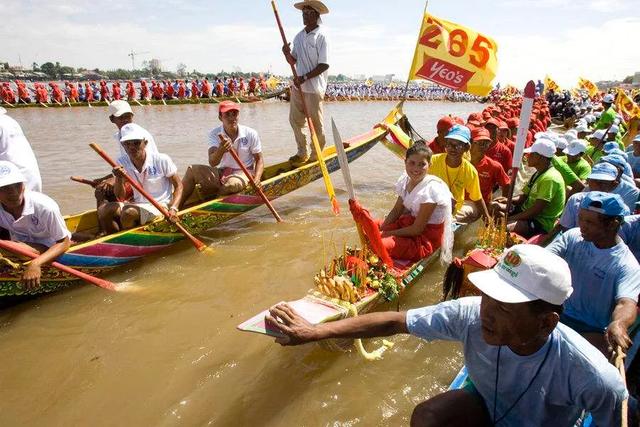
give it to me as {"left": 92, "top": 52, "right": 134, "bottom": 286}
{"left": 380, "top": 142, "right": 453, "bottom": 262}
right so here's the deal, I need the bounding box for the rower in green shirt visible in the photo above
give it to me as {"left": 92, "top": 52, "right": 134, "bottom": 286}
{"left": 593, "top": 93, "right": 617, "bottom": 130}
{"left": 585, "top": 129, "right": 607, "bottom": 165}
{"left": 559, "top": 140, "right": 591, "bottom": 180}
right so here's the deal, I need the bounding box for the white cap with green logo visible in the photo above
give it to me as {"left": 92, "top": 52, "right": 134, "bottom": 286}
{"left": 468, "top": 244, "right": 573, "bottom": 305}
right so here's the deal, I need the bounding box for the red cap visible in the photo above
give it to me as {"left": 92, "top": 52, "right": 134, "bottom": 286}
{"left": 507, "top": 118, "right": 519, "bottom": 128}
{"left": 471, "top": 127, "right": 492, "bottom": 142}
{"left": 485, "top": 117, "right": 501, "bottom": 128}
{"left": 453, "top": 116, "right": 465, "bottom": 125}
{"left": 219, "top": 100, "right": 240, "bottom": 114}
{"left": 498, "top": 120, "right": 509, "bottom": 130}
{"left": 437, "top": 116, "right": 455, "bottom": 132}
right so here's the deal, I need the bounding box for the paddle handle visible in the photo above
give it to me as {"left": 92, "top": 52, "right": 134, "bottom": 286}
{"left": 226, "top": 145, "right": 282, "bottom": 222}
{"left": 89, "top": 143, "right": 208, "bottom": 252}
{"left": 615, "top": 346, "right": 628, "bottom": 427}
{"left": 0, "top": 239, "right": 116, "bottom": 291}
{"left": 70, "top": 176, "right": 97, "bottom": 187}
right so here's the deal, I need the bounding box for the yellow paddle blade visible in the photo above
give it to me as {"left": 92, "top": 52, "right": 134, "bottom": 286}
{"left": 310, "top": 129, "right": 340, "bottom": 215}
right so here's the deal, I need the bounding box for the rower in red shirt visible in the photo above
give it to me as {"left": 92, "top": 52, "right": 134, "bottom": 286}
{"left": 177, "top": 81, "right": 186, "bottom": 99}
{"left": 112, "top": 82, "right": 122, "bottom": 100}
{"left": 191, "top": 80, "right": 199, "bottom": 99}
{"left": 100, "top": 81, "right": 110, "bottom": 102}
{"left": 248, "top": 77, "right": 257, "bottom": 95}
{"left": 126, "top": 81, "right": 136, "bottom": 100}
{"left": 239, "top": 78, "right": 246, "bottom": 95}
{"left": 201, "top": 78, "right": 211, "bottom": 98}
{"left": 2, "top": 83, "right": 16, "bottom": 104}
{"left": 507, "top": 118, "right": 519, "bottom": 144}
{"left": 140, "top": 80, "right": 149, "bottom": 100}
{"left": 49, "top": 83, "right": 64, "bottom": 103}
{"left": 498, "top": 120, "right": 515, "bottom": 154}
{"left": 16, "top": 81, "right": 30, "bottom": 103}
{"left": 165, "top": 81, "right": 174, "bottom": 99}
{"left": 469, "top": 127, "right": 510, "bottom": 204}
{"left": 152, "top": 81, "right": 164, "bottom": 100}
{"left": 228, "top": 78, "right": 236, "bottom": 95}
{"left": 259, "top": 76, "right": 267, "bottom": 93}
{"left": 428, "top": 116, "right": 454, "bottom": 155}
{"left": 84, "top": 83, "right": 94, "bottom": 102}
{"left": 69, "top": 82, "right": 79, "bottom": 102}
{"left": 483, "top": 117, "right": 513, "bottom": 174}
{"left": 215, "top": 79, "right": 224, "bottom": 97}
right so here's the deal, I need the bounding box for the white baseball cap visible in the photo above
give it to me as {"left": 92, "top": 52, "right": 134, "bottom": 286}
{"left": 563, "top": 140, "right": 588, "bottom": 156}
{"left": 554, "top": 137, "right": 568, "bottom": 150}
{"left": 588, "top": 129, "right": 606, "bottom": 141}
{"left": 108, "top": 100, "right": 133, "bottom": 118}
{"left": 575, "top": 123, "right": 589, "bottom": 133}
{"left": 603, "top": 93, "right": 615, "bottom": 103}
{"left": 119, "top": 123, "right": 148, "bottom": 142}
{"left": 468, "top": 244, "right": 573, "bottom": 305}
{"left": 524, "top": 138, "right": 556, "bottom": 158}
{"left": 0, "top": 161, "right": 26, "bottom": 188}
{"left": 564, "top": 129, "right": 578, "bottom": 141}
{"left": 607, "top": 124, "right": 619, "bottom": 134}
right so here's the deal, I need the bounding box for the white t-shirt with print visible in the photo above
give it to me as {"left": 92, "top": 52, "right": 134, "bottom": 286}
{"left": 207, "top": 125, "right": 262, "bottom": 171}
{"left": 292, "top": 26, "right": 329, "bottom": 95}
{"left": 118, "top": 151, "right": 177, "bottom": 205}
{"left": 0, "top": 190, "right": 70, "bottom": 247}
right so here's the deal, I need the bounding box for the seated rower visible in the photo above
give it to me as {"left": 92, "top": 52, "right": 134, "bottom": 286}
{"left": 492, "top": 139, "right": 565, "bottom": 239}
{"left": 181, "top": 101, "right": 264, "bottom": 206}
{"left": 267, "top": 245, "right": 627, "bottom": 427}
{"left": 628, "top": 135, "right": 640, "bottom": 186}
{"left": 379, "top": 142, "right": 452, "bottom": 262}
{"left": 427, "top": 116, "right": 454, "bottom": 155}
{"left": 558, "top": 139, "right": 591, "bottom": 180}
{"left": 0, "top": 161, "right": 71, "bottom": 290}
{"left": 547, "top": 192, "right": 639, "bottom": 356}
{"left": 584, "top": 129, "right": 606, "bottom": 165}
{"left": 429, "top": 125, "right": 489, "bottom": 224}
{"left": 598, "top": 156, "right": 640, "bottom": 212}
{"left": 94, "top": 101, "right": 159, "bottom": 209}
{"left": 620, "top": 214, "right": 639, "bottom": 261}
{"left": 468, "top": 127, "right": 510, "bottom": 209}
{"left": 97, "top": 124, "right": 182, "bottom": 234}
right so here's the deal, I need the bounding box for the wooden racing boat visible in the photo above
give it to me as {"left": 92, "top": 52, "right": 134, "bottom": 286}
{"left": 8, "top": 88, "right": 287, "bottom": 109}
{"left": 0, "top": 103, "right": 406, "bottom": 297}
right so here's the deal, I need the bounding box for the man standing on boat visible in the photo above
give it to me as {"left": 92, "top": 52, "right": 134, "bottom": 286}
{"left": 267, "top": 244, "right": 627, "bottom": 426}
{"left": 0, "top": 107, "right": 42, "bottom": 192}
{"left": 180, "top": 101, "right": 264, "bottom": 206}
{"left": 281, "top": 0, "right": 330, "bottom": 166}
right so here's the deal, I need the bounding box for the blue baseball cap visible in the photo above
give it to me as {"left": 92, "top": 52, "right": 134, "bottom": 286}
{"left": 603, "top": 141, "right": 619, "bottom": 153}
{"left": 587, "top": 162, "right": 618, "bottom": 181}
{"left": 580, "top": 191, "right": 629, "bottom": 217}
{"left": 633, "top": 134, "right": 640, "bottom": 143}
{"left": 605, "top": 149, "right": 628, "bottom": 160}
{"left": 445, "top": 124, "right": 471, "bottom": 144}
{"left": 600, "top": 153, "right": 629, "bottom": 169}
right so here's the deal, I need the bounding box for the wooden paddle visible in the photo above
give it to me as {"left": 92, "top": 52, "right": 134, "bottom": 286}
{"left": 224, "top": 139, "right": 282, "bottom": 222}
{"left": 271, "top": 0, "right": 340, "bottom": 215}
{"left": 70, "top": 176, "right": 97, "bottom": 187}
{"left": 0, "top": 239, "right": 116, "bottom": 291}
{"left": 89, "top": 143, "right": 210, "bottom": 253}
{"left": 614, "top": 346, "right": 628, "bottom": 427}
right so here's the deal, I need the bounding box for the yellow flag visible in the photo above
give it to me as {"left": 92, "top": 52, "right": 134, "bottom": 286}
{"left": 616, "top": 89, "right": 640, "bottom": 121}
{"left": 266, "top": 76, "right": 279, "bottom": 90}
{"left": 408, "top": 13, "right": 498, "bottom": 96}
{"left": 577, "top": 77, "right": 598, "bottom": 97}
{"left": 364, "top": 79, "right": 373, "bottom": 87}
{"left": 544, "top": 75, "right": 560, "bottom": 93}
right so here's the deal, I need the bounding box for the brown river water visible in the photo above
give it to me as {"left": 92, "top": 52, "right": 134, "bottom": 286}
{"left": 1, "top": 100, "right": 482, "bottom": 426}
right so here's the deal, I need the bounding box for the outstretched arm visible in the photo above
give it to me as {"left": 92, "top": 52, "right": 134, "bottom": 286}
{"left": 266, "top": 303, "right": 408, "bottom": 346}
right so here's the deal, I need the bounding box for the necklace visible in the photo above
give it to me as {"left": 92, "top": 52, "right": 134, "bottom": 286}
{"left": 444, "top": 162, "right": 462, "bottom": 190}
{"left": 492, "top": 337, "right": 554, "bottom": 425}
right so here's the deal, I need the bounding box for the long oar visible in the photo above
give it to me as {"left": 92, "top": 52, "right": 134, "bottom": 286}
{"left": 271, "top": 0, "right": 340, "bottom": 215}
{"left": 331, "top": 118, "right": 365, "bottom": 245}
{"left": 70, "top": 176, "right": 97, "bottom": 187}
{"left": 0, "top": 239, "right": 116, "bottom": 291}
{"left": 225, "top": 141, "right": 282, "bottom": 222}
{"left": 89, "top": 143, "right": 210, "bottom": 253}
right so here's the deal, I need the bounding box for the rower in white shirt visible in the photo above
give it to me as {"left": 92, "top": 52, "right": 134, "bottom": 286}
{"left": 97, "top": 123, "right": 182, "bottom": 234}
{"left": 0, "top": 160, "right": 70, "bottom": 290}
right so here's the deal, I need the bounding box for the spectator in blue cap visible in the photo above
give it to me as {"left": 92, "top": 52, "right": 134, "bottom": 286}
{"left": 628, "top": 135, "right": 640, "bottom": 186}
{"left": 620, "top": 214, "right": 640, "bottom": 261}
{"left": 597, "top": 155, "right": 639, "bottom": 211}
{"left": 600, "top": 153, "right": 633, "bottom": 180}
{"left": 428, "top": 124, "right": 489, "bottom": 224}
{"left": 547, "top": 191, "right": 639, "bottom": 356}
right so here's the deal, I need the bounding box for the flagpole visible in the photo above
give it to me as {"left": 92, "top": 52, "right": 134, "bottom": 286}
{"left": 401, "top": 0, "right": 429, "bottom": 101}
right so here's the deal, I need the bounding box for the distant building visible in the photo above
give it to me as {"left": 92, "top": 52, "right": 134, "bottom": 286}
{"left": 370, "top": 74, "right": 394, "bottom": 83}
{"left": 633, "top": 72, "right": 640, "bottom": 86}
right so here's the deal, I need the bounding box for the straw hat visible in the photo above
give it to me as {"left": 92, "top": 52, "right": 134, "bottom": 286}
{"left": 294, "top": 0, "right": 329, "bottom": 14}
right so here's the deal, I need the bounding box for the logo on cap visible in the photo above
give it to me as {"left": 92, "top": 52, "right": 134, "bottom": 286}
{"left": 503, "top": 251, "right": 522, "bottom": 268}
{"left": 0, "top": 166, "right": 10, "bottom": 177}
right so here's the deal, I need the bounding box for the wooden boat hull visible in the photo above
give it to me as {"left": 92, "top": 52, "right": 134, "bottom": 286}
{"left": 7, "top": 89, "right": 287, "bottom": 109}
{"left": 0, "top": 103, "right": 406, "bottom": 297}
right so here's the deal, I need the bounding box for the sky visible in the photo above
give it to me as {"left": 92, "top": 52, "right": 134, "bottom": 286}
{"left": 2, "top": 0, "right": 639, "bottom": 88}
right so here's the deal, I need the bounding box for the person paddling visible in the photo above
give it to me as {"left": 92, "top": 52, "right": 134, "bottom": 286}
{"left": 266, "top": 244, "right": 627, "bottom": 426}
